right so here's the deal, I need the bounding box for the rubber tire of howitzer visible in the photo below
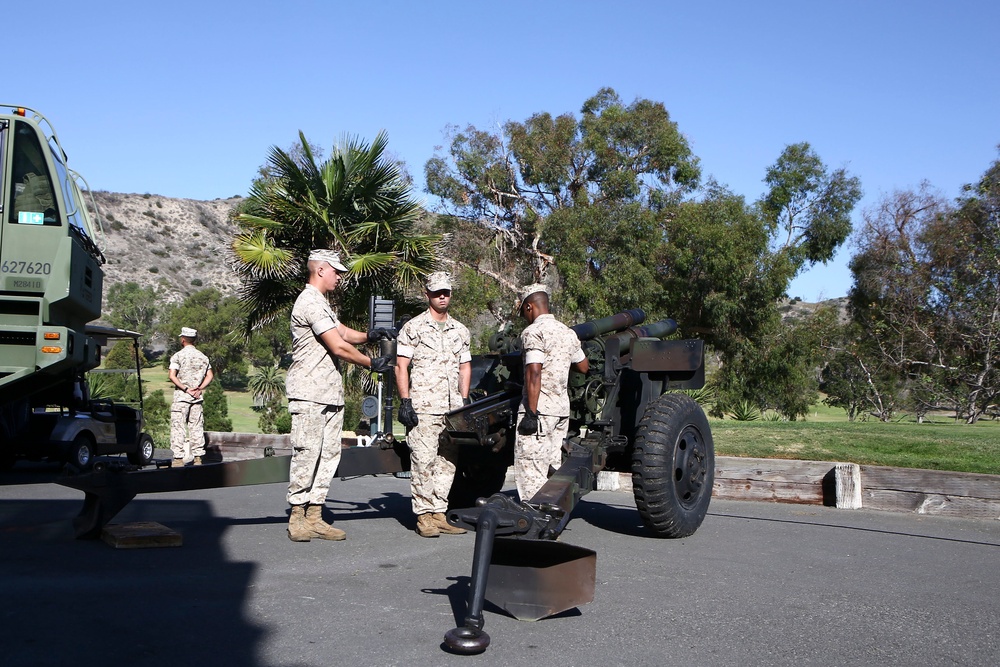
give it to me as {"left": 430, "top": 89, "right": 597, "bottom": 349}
{"left": 632, "top": 393, "right": 714, "bottom": 538}
{"left": 128, "top": 433, "right": 156, "bottom": 466}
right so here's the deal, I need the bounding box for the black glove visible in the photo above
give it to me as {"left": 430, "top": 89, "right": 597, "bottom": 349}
{"left": 367, "top": 327, "right": 398, "bottom": 342}
{"left": 369, "top": 355, "right": 394, "bottom": 374}
{"left": 398, "top": 398, "right": 419, "bottom": 428}
{"left": 463, "top": 396, "right": 472, "bottom": 406}
{"left": 518, "top": 408, "right": 539, "bottom": 436}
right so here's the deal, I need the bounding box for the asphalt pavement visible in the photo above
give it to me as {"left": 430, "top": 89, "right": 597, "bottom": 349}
{"left": 1, "top": 459, "right": 998, "bottom": 667}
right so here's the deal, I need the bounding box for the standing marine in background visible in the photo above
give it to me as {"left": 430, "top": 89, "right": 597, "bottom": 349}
{"left": 168, "top": 327, "right": 214, "bottom": 467}
{"left": 514, "top": 284, "right": 589, "bottom": 501}
{"left": 285, "top": 249, "right": 395, "bottom": 543}
{"left": 395, "top": 272, "right": 472, "bottom": 538}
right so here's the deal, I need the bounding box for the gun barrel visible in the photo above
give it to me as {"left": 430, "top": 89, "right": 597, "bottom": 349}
{"left": 610, "top": 318, "right": 678, "bottom": 354}
{"left": 571, "top": 309, "right": 645, "bottom": 342}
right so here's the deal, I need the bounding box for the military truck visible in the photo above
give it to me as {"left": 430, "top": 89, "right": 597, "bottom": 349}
{"left": 0, "top": 105, "right": 153, "bottom": 469}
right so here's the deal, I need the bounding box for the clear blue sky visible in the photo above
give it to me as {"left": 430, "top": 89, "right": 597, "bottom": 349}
{"left": 10, "top": 1, "right": 998, "bottom": 301}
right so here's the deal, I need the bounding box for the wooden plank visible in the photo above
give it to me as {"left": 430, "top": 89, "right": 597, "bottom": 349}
{"left": 861, "top": 465, "right": 1000, "bottom": 500}
{"left": 716, "top": 456, "right": 834, "bottom": 482}
{"left": 101, "top": 522, "right": 182, "bottom": 549}
{"left": 862, "top": 489, "right": 1000, "bottom": 519}
{"left": 713, "top": 479, "right": 824, "bottom": 504}
{"left": 713, "top": 457, "right": 834, "bottom": 505}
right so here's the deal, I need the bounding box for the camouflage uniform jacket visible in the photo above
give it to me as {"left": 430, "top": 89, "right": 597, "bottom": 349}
{"left": 520, "top": 313, "right": 586, "bottom": 417}
{"left": 396, "top": 309, "right": 472, "bottom": 414}
{"left": 169, "top": 345, "right": 211, "bottom": 404}
{"left": 286, "top": 284, "right": 344, "bottom": 406}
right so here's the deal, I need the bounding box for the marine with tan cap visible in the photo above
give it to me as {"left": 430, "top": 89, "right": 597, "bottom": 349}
{"left": 395, "top": 271, "right": 472, "bottom": 537}
{"left": 515, "top": 283, "right": 589, "bottom": 501}
{"left": 284, "top": 249, "right": 396, "bottom": 542}
{"left": 168, "top": 326, "right": 214, "bottom": 467}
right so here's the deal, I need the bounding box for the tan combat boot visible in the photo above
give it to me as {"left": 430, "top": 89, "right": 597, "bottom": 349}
{"left": 433, "top": 512, "right": 466, "bottom": 535}
{"left": 171, "top": 458, "right": 185, "bottom": 468}
{"left": 193, "top": 456, "right": 203, "bottom": 466}
{"left": 305, "top": 504, "right": 346, "bottom": 541}
{"left": 416, "top": 513, "right": 440, "bottom": 538}
{"left": 287, "top": 505, "right": 311, "bottom": 542}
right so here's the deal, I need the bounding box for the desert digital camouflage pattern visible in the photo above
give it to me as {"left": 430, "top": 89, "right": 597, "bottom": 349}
{"left": 286, "top": 284, "right": 344, "bottom": 406}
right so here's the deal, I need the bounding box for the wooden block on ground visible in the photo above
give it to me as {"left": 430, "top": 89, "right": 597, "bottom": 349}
{"left": 713, "top": 456, "right": 836, "bottom": 505}
{"left": 101, "top": 522, "right": 183, "bottom": 549}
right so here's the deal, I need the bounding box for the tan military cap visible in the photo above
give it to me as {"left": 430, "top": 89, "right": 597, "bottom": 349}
{"left": 308, "top": 249, "right": 348, "bottom": 272}
{"left": 179, "top": 327, "right": 198, "bottom": 338}
{"left": 425, "top": 271, "right": 453, "bottom": 292}
{"left": 518, "top": 283, "right": 549, "bottom": 303}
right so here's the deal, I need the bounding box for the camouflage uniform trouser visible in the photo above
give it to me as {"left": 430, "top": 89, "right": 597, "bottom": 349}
{"left": 287, "top": 400, "right": 344, "bottom": 506}
{"left": 170, "top": 401, "right": 205, "bottom": 462}
{"left": 514, "top": 411, "right": 568, "bottom": 502}
{"left": 408, "top": 413, "right": 459, "bottom": 514}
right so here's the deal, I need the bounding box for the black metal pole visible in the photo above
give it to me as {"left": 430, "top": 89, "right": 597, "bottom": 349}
{"left": 443, "top": 507, "right": 498, "bottom": 654}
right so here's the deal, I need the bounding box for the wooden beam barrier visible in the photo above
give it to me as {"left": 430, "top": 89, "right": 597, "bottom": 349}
{"left": 203, "top": 431, "right": 291, "bottom": 462}
{"left": 599, "top": 457, "right": 859, "bottom": 507}
{"left": 860, "top": 465, "right": 1000, "bottom": 520}
{"left": 712, "top": 456, "right": 841, "bottom": 506}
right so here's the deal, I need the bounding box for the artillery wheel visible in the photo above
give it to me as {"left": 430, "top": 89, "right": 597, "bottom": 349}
{"left": 128, "top": 433, "right": 156, "bottom": 466}
{"left": 632, "top": 393, "right": 714, "bottom": 538}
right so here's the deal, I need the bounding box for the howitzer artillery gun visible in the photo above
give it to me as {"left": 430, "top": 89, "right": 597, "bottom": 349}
{"left": 442, "top": 309, "right": 714, "bottom": 653}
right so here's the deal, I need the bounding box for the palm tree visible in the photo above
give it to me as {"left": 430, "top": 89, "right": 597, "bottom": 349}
{"left": 248, "top": 365, "right": 285, "bottom": 407}
{"left": 232, "top": 130, "right": 441, "bottom": 332}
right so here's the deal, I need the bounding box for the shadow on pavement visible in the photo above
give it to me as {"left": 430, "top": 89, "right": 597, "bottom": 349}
{"left": 362, "top": 490, "right": 415, "bottom": 529}
{"left": 571, "top": 498, "right": 649, "bottom": 538}
{"left": 0, "top": 496, "right": 270, "bottom": 667}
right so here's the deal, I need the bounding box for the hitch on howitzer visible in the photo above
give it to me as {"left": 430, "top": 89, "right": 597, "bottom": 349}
{"left": 441, "top": 308, "right": 714, "bottom": 655}
{"left": 443, "top": 442, "right": 602, "bottom": 653}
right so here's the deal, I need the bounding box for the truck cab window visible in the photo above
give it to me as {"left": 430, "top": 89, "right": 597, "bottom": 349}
{"left": 8, "top": 120, "right": 61, "bottom": 226}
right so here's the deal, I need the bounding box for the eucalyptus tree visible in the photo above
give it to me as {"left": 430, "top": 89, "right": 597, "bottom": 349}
{"left": 851, "top": 157, "right": 1000, "bottom": 423}
{"left": 232, "top": 131, "right": 440, "bottom": 333}
{"left": 761, "top": 142, "right": 863, "bottom": 271}
{"left": 425, "top": 87, "right": 701, "bottom": 310}
{"left": 425, "top": 90, "right": 865, "bottom": 416}
{"left": 106, "top": 281, "right": 160, "bottom": 335}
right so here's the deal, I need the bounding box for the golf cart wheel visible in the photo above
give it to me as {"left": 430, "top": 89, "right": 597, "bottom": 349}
{"left": 128, "top": 433, "right": 156, "bottom": 466}
{"left": 67, "top": 434, "right": 95, "bottom": 471}
{"left": 632, "top": 393, "right": 714, "bottom": 538}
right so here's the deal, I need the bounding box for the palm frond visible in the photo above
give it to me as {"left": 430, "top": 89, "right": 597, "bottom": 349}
{"left": 238, "top": 276, "right": 300, "bottom": 335}
{"left": 231, "top": 232, "right": 297, "bottom": 279}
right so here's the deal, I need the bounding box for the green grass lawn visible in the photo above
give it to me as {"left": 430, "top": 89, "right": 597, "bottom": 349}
{"left": 711, "top": 418, "right": 1000, "bottom": 475}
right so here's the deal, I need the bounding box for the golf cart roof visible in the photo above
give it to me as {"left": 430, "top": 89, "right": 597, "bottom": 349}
{"left": 84, "top": 325, "right": 143, "bottom": 346}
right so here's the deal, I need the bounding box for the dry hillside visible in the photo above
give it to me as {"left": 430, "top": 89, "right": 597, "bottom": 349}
{"left": 88, "top": 191, "right": 243, "bottom": 314}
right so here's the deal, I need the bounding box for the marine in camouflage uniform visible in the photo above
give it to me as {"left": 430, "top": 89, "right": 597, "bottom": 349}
{"left": 395, "top": 272, "right": 471, "bottom": 537}
{"left": 284, "top": 249, "right": 395, "bottom": 543}
{"left": 168, "top": 327, "right": 213, "bottom": 466}
{"left": 515, "top": 284, "right": 589, "bottom": 501}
